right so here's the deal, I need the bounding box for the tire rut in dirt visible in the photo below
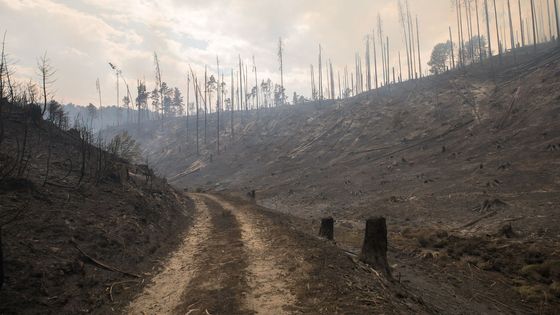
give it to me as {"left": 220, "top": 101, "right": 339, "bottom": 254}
{"left": 204, "top": 194, "right": 300, "bottom": 314}
{"left": 174, "top": 196, "right": 252, "bottom": 315}
{"left": 126, "top": 195, "right": 211, "bottom": 315}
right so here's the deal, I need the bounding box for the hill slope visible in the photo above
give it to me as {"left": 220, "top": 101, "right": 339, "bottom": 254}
{"left": 106, "top": 48, "right": 560, "bottom": 312}
{"left": 0, "top": 105, "right": 194, "bottom": 314}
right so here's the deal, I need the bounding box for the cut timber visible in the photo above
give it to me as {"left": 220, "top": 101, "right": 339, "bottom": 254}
{"left": 359, "top": 217, "right": 391, "bottom": 277}
{"left": 318, "top": 217, "right": 334, "bottom": 240}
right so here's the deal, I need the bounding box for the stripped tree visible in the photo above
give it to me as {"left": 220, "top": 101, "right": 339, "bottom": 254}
{"left": 278, "top": 37, "right": 285, "bottom": 105}
{"left": 530, "top": 0, "right": 536, "bottom": 50}
{"left": 38, "top": 51, "right": 55, "bottom": 116}
{"left": 398, "top": 0, "right": 412, "bottom": 80}
{"left": 153, "top": 52, "right": 164, "bottom": 126}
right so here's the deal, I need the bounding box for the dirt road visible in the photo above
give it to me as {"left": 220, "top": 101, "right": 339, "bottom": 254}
{"left": 125, "top": 194, "right": 424, "bottom": 315}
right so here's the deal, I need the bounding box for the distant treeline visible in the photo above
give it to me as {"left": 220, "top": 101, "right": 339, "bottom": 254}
{"left": 63, "top": 103, "right": 159, "bottom": 132}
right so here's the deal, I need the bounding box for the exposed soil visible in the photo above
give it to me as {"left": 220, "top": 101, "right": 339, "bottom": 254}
{"left": 104, "top": 47, "right": 560, "bottom": 313}
{"left": 0, "top": 112, "right": 195, "bottom": 314}
{"left": 126, "top": 195, "right": 211, "bottom": 314}
{"left": 126, "top": 193, "right": 432, "bottom": 314}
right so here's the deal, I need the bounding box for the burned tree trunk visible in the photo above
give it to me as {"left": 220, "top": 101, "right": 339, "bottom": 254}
{"left": 359, "top": 217, "right": 391, "bottom": 276}
{"left": 555, "top": 0, "right": 560, "bottom": 43}
{"left": 318, "top": 217, "right": 334, "bottom": 240}
{"left": 247, "top": 190, "right": 256, "bottom": 200}
{"left": 0, "top": 227, "right": 3, "bottom": 289}
{"left": 530, "top": 0, "right": 538, "bottom": 51}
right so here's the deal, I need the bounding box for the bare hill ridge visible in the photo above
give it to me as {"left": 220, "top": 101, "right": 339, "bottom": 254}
{"left": 112, "top": 49, "right": 560, "bottom": 231}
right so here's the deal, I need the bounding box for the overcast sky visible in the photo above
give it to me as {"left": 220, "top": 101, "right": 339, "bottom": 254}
{"left": 0, "top": 0, "right": 553, "bottom": 106}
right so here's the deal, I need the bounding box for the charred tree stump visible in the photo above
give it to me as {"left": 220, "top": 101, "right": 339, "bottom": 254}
{"left": 318, "top": 217, "right": 334, "bottom": 240}
{"left": 247, "top": 190, "right": 256, "bottom": 199}
{"left": 359, "top": 217, "right": 391, "bottom": 276}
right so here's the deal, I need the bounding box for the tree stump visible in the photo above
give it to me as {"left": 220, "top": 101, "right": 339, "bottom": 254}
{"left": 359, "top": 217, "right": 391, "bottom": 276}
{"left": 318, "top": 217, "right": 334, "bottom": 240}
{"left": 247, "top": 190, "right": 256, "bottom": 199}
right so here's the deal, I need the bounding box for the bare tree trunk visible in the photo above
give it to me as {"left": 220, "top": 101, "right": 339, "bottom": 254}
{"left": 531, "top": 0, "right": 538, "bottom": 51}
{"left": 40, "top": 52, "right": 50, "bottom": 116}
{"left": 547, "top": 0, "right": 553, "bottom": 41}
{"left": 43, "top": 126, "right": 52, "bottom": 186}
{"left": 538, "top": 0, "right": 546, "bottom": 42}
{"left": 351, "top": 73, "right": 354, "bottom": 96}
{"left": 507, "top": 0, "right": 517, "bottom": 63}
{"left": 416, "top": 15, "right": 422, "bottom": 77}
{"left": 186, "top": 76, "right": 190, "bottom": 142}
{"left": 398, "top": 1, "right": 412, "bottom": 81}
{"left": 358, "top": 55, "right": 363, "bottom": 93}
{"left": 456, "top": 0, "right": 464, "bottom": 67}
{"left": 337, "top": 70, "right": 341, "bottom": 99}
{"left": 0, "top": 32, "right": 5, "bottom": 148}
{"left": 536, "top": 1, "right": 543, "bottom": 42}
{"left": 406, "top": 0, "right": 416, "bottom": 78}
{"left": 475, "top": 0, "right": 484, "bottom": 63}
{"left": 154, "top": 53, "right": 163, "bottom": 127}
{"left": 493, "top": 0, "right": 503, "bottom": 60}
{"left": 366, "top": 36, "right": 371, "bottom": 90}
{"left": 519, "top": 0, "right": 526, "bottom": 47}
{"left": 386, "top": 36, "right": 390, "bottom": 86}
{"left": 0, "top": 32, "right": 4, "bottom": 149}
{"left": 459, "top": 0, "right": 467, "bottom": 65}
{"left": 318, "top": 44, "right": 323, "bottom": 100}
{"left": 485, "top": 0, "right": 494, "bottom": 60}
{"left": 467, "top": 0, "right": 475, "bottom": 61}
{"left": 238, "top": 56, "right": 243, "bottom": 113}
{"left": 0, "top": 227, "right": 3, "bottom": 289}
{"left": 372, "top": 28, "right": 379, "bottom": 89}
{"left": 17, "top": 115, "right": 28, "bottom": 177}
{"left": 244, "top": 64, "right": 248, "bottom": 109}
{"left": 398, "top": 51, "right": 403, "bottom": 82}
{"left": 191, "top": 72, "right": 199, "bottom": 155}
{"left": 344, "top": 66, "right": 349, "bottom": 97}
{"left": 310, "top": 64, "right": 315, "bottom": 100}
{"left": 278, "top": 37, "right": 284, "bottom": 104}
{"left": 378, "top": 15, "right": 386, "bottom": 86}
{"left": 329, "top": 59, "right": 335, "bottom": 100}
{"left": 326, "top": 60, "right": 331, "bottom": 98}
{"left": 449, "top": 26, "right": 456, "bottom": 69}
{"left": 555, "top": 0, "right": 560, "bottom": 43}
{"left": 230, "top": 69, "right": 234, "bottom": 141}
{"left": 356, "top": 53, "right": 361, "bottom": 93}
{"left": 253, "top": 56, "right": 259, "bottom": 112}
{"left": 216, "top": 57, "right": 220, "bottom": 154}
{"left": 204, "top": 66, "right": 208, "bottom": 144}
